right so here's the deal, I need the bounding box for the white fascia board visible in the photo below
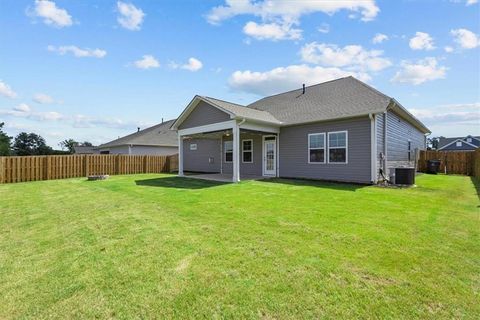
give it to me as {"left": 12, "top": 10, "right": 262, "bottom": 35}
{"left": 239, "top": 121, "right": 280, "bottom": 133}
{"left": 177, "top": 120, "right": 236, "bottom": 136}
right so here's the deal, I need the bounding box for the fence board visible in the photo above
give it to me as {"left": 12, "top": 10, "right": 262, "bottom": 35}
{"left": 0, "top": 154, "right": 178, "bottom": 184}
{"left": 418, "top": 150, "right": 479, "bottom": 176}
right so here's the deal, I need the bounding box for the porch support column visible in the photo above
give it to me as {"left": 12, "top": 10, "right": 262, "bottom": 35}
{"left": 178, "top": 134, "right": 184, "bottom": 177}
{"left": 232, "top": 123, "right": 240, "bottom": 182}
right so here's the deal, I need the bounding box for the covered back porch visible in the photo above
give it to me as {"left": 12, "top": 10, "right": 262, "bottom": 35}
{"left": 177, "top": 120, "right": 279, "bottom": 182}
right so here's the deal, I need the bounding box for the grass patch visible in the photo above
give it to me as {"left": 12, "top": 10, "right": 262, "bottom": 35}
{"left": 0, "top": 174, "right": 479, "bottom": 318}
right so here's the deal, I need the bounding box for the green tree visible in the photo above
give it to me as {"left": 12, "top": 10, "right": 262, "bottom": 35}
{"left": 59, "top": 139, "right": 78, "bottom": 154}
{"left": 12, "top": 132, "right": 53, "bottom": 155}
{"left": 81, "top": 141, "right": 93, "bottom": 147}
{"left": 0, "top": 122, "right": 12, "bottom": 156}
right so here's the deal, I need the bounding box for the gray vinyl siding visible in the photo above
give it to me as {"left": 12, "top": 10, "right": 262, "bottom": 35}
{"left": 178, "top": 101, "right": 230, "bottom": 129}
{"left": 222, "top": 132, "right": 263, "bottom": 176}
{"left": 95, "top": 145, "right": 177, "bottom": 155}
{"left": 129, "top": 146, "right": 177, "bottom": 155}
{"left": 386, "top": 110, "right": 425, "bottom": 174}
{"left": 279, "top": 117, "right": 372, "bottom": 184}
{"left": 183, "top": 138, "right": 221, "bottom": 173}
{"left": 96, "top": 145, "right": 130, "bottom": 154}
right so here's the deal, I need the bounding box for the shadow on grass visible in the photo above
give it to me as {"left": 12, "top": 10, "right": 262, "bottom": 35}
{"left": 260, "top": 178, "right": 367, "bottom": 192}
{"left": 135, "top": 176, "right": 229, "bottom": 189}
{"left": 470, "top": 177, "right": 480, "bottom": 202}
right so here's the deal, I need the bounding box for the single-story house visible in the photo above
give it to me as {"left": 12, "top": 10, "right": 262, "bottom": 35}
{"left": 170, "top": 76, "right": 430, "bottom": 184}
{"left": 96, "top": 119, "right": 178, "bottom": 155}
{"left": 73, "top": 145, "right": 96, "bottom": 154}
{"left": 437, "top": 135, "right": 479, "bottom": 151}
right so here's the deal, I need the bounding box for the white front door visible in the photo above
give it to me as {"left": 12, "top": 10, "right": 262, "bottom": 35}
{"left": 263, "top": 138, "right": 276, "bottom": 176}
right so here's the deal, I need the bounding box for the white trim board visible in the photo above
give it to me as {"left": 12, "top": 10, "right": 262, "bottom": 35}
{"left": 177, "top": 120, "right": 236, "bottom": 137}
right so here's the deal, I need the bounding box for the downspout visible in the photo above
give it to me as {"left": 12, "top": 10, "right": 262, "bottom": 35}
{"left": 369, "top": 113, "right": 377, "bottom": 184}
{"left": 238, "top": 118, "right": 246, "bottom": 127}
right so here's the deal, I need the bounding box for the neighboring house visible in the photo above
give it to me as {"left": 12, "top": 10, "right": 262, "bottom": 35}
{"left": 437, "top": 135, "right": 479, "bottom": 151}
{"left": 73, "top": 146, "right": 96, "bottom": 154}
{"left": 96, "top": 120, "right": 178, "bottom": 155}
{"left": 171, "top": 76, "right": 430, "bottom": 184}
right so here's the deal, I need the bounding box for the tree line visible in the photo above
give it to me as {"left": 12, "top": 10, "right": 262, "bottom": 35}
{"left": 0, "top": 122, "right": 93, "bottom": 156}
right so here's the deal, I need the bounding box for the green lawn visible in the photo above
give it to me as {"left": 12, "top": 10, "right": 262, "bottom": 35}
{"left": 0, "top": 174, "right": 478, "bottom": 319}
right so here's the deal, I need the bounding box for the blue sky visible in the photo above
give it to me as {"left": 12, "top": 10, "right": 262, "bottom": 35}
{"left": 0, "top": 0, "right": 479, "bottom": 147}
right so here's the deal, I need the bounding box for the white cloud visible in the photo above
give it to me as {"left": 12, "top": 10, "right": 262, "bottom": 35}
{"left": 372, "top": 33, "right": 388, "bottom": 44}
{"left": 0, "top": 105, "right": 64, "bottom": 121}
{"left": 0, "top": 80, "right": 17, "bottom": 99}
{"left": 300, "top": 42, "right": 391, "bottom": 72}
{"left": 391, "top": 57, "right": 447, "bottom": 85}
{"left": 31, "top": 0, "right": 73, "bottom": 28}
{"left": 133, "top": 55, "right": 160, "bottom": 69}
{"left": 33, "top": 93, "right": 55, "bottom": 104}
{"left": 466, "top": 0, "right": 478, "bottom": 6}
{"left": 206, "top": 0, "right": 380, "bottom": 24}
{"left": 317, "top": 23, "right": 330, "bottom": 34}
{"left": 13, "top": 103, "right": 31, "bottom": 113}
{"left": 47, "top": 45, "right": 107, "bottom": 58}
{"left": 409, "top": 32, "right": 435, "bottom": 50}
{"left": 0, "top": 105, "right": 145, "bottom": 130}
{"left": 169, "top": 57, "right": 203, "bottom": 71}
{"left": 117, "top": 1, "right": 145, "bottom": 31}
{"left": 228, "top": 64, "right": 369, "bottom": 96}
{"left": 181, "top": 57, "right": 203, "bottom": 71}
{"left": 444, "top": 46, "right": 454, "bottom": 53}
{"left": 206, "top": 0, "right": 378, "bottom": 42}
{"left": 409, "top": 102, "right": 480, "bottom": 132}
{"left": 450, "top": 28, "right": 479, "bottom": 49}
{"left": 243, "top": 21, "right": 302, "bottom": 41}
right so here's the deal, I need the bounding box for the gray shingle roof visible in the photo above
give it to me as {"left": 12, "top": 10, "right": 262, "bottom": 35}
{"left": 98, "top": 119, "right": 177, "bottom": 148}
{"left": 247, "top": 76, "right": 391, "bottom": 125}
{"left": 201, "top": 96, "right": 282, "bottom": 124}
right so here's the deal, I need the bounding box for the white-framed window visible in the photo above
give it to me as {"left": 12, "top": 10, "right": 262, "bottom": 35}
{"left": 456, "top": 141, "right": 462, "bottom": 147}
{"left": 308, "top": 133, "right": 325, "bottom": 163}
{"left": 224, "top": 141, "right": 233, "bottom": 163}
{"left": 189, "top": 143, "right": 197, "bottom": 151}
{"left": 242, "top": 139, "right": 253, "bottom": 163}
{"left": 466, "top": 138, "right": 472, "bottom": 143}
{"left": 328, "top": 131, "right": 348, "bottom": 163}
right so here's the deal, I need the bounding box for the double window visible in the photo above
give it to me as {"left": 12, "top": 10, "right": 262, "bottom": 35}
{"left": 224, "top": 140, "right": 254, "bottom": 163}
{"left": 308, "top": 133, "right": 325, "bottom": 163}
{"left": 242, "top": 139, "right": 253, "bottom": 163}
{"left": 308, "top": 131, "right": 348, "bottom": 164}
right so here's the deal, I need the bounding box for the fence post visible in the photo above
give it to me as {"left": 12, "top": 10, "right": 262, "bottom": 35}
{"left": 0, "top": 157, "right": 4, "bottom": 184}
{"left": 85, "top": 155, "right": 89, "bottom": 177}
{"left": 115, "top": 154, "right": 120, "bottom": 175}
{"left": 143, "top": 155, "right": 147, "bottom": 173}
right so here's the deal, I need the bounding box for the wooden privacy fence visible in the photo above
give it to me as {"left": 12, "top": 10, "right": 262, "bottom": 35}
{"left": 0, "top": 154, "right": 179, "bottom": 184}
{"left": 417, "top": 150, "right": 480, "bottom": 177}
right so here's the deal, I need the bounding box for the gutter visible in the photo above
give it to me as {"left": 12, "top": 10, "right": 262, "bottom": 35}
{"left": 369, "top": 113, "right": 378, "bottom": 184}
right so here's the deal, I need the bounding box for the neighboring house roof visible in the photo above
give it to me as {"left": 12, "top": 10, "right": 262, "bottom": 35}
{"left": 438, "top": 135, "right": 480, "bottom": 150}
{"left": 74, "top": 146, "right": 95, "bottom": 154}
{"left": 98, "top": 119, "right": 178, "bottom": 148}
{"left": 172, "top": 76, "right": 430, "bottom": 133}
